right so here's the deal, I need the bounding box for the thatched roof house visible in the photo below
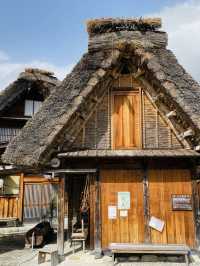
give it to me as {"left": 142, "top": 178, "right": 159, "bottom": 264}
{"left": 2, "top": 18, "right": 200, "bottom": 168}
{"left": 0, "top": 68, "right": 60, "bottom": 115}
{"left": 0, "top": 68, "right": 60, "bottom": 156}
{"left": 3, "top": 18, "right": 200, "bottom": 254}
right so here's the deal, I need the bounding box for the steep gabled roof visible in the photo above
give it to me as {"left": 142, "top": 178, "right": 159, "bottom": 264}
{"left": 0, "top": 68, "right": 60, "bottom": 114}
{"left": 2, "top": 18, "right": 200, "bottom": 167}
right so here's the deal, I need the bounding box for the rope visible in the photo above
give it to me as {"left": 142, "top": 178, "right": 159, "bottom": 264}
{"left": 80, "top": 174, "right": 90, "bottom": 210}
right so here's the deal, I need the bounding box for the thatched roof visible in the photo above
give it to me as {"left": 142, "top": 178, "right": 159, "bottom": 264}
{"left": 0, "top": 68, "right": 60, "bottom": 114}
{"left": 2, "top": 18, "right": 200, "bottom": 167}
{"left": 58, "top": 149, "right": 200, "bottom": 158}
{"left": 87, "top": 18, "right": 162, "bottom": 36}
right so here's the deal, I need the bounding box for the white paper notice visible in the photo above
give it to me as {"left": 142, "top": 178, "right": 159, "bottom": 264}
{"left": 149, "top": 216, "right": 165, "bottom": 232}
{"left": 108, "top": 206, "right": 117, "bottom": 219}
{"left": 120, "top": 210, "right": 128, "bottom": 217}
{"left": 118, "top": 192, "right": 130, "bottom": 209}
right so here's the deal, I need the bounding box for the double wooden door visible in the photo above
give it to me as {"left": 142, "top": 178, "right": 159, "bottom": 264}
{"left": 101, "top": 169, "right": 195, "bottom": 248}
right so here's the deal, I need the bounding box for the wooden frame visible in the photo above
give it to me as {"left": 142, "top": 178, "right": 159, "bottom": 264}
{"left": 171, "top": 194, "right": 193, "bottom": 211}
{"left": 23, "top": 176, "right": 59, "bottom": 184}
{"left": 111, "top": 89, "right": 142, "bottom": 149}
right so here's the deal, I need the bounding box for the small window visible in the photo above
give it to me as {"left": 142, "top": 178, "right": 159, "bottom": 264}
{"left": 24, "top": 100, "right": 42, "bottom": 116}
{"left": 0, "top": 176, "right": 20, "bottom": 195}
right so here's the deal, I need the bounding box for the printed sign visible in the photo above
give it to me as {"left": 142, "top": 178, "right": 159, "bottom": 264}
{"left": 172, "top": 195, "right": 193, "bottom": 211}
{"left": 118, "top": 192, "right": 130, "bottom": 209}
{"left": 120, "top": 210, "right": 128, "bottom": 217}
{"left": 149, "top": 216, "right": 165, "bottom": 232}
{"left": 108, "top": 206, "right": 117, "bottom": 219}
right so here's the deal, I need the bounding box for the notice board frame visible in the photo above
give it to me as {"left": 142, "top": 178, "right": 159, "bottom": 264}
{"left": 171, "top": 194, "right": 193, "bottom": 211}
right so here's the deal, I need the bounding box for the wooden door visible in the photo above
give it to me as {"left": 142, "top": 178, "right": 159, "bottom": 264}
{"left": 112, "top": 92, "right": 140, "bottom": 149}
{"left": 101, "top": 170, "right": 145, "bottom": 248}
{"left": 149, "top": 169, "right": 195, "bottom": 247}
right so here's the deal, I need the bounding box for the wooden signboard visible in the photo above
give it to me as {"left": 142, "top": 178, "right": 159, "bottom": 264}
{"left": 172, "top": 194, "right": 193, "bottom": 211}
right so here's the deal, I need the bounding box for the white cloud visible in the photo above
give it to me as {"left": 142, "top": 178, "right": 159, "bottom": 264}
{"left": 150, "top": 0, "right": 200, "bottom": 83}
{"left": 0, "top": 51, "right": 73, "bottom": 91}
{"left": 1, "top": 0, "right": 200, "bottom": 90}
{"left": 0, "top": 51, "right": 10, "bottom": 62}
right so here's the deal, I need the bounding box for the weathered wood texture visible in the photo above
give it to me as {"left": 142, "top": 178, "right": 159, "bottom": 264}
{"left": 148, "top": 169, "right": 195, "bottom": 247}
{"left": 58, "top": 149, "right": 200, "bottom": 158}
{"left": 100, "top": 169, "right": 145, "bottom": 248}
{"left": 0, "top": 174, "right": 23, "bottom": 221}
{"left": 18, "top": 173, "right": 24, "bottom": 222}
{"left": 142, "top": 92, "right": 182, "bottom": 149}
{"left": 57, "top": 177, "right": 65, "bottom": 257}
{"left": 112, "top": 92, "right": 140, "bottom": 149}
{"left": 89, "top": 175, "right": 96, "bottom": 249}
{"left": 100, "top": 169, "right": 195, "bottom": 249}
{"left": 0, "top": 196, "right": 19, "bottom": 219}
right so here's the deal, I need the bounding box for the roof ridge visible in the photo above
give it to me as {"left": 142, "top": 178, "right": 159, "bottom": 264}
{"left": 87, "top": 17, "right": 162, "bottom": 36}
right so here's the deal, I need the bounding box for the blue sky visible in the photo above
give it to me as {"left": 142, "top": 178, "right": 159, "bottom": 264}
{"left": 0, "top": 0, "right": 200, "bottom": 89}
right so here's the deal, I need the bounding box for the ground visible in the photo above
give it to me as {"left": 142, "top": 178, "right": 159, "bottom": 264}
{"left": 0, "top": 235, "right": 200, "bottom": 266}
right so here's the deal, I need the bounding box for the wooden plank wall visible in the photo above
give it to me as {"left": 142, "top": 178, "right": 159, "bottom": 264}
{"left": 148, "top": 169, "right": 195, "bottom": 247}
{"left": 0, "top": 174, "right": 23, "bottom": 221}
{"left": 0, "top": 196, "right": 19, "bottom": 219}
{"left": 100, "top": 169, "right": 145, "bottom": 248}
{"left": 100, "top": 168, "right": 195, "bottom": 248}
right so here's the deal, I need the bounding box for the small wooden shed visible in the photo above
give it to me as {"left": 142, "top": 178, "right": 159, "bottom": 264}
{"left": 2, "top": 18, "right": 200, "bottom": 254}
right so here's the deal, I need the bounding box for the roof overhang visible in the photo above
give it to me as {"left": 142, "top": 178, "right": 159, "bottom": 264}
{"left": 57, "top": 149, "right": 200, "bottom": 159}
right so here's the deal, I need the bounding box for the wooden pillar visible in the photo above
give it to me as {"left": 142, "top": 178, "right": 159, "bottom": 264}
{"left": 94, "top": 171, "right": 101, "bottom": 253}
{"left": 192, "top": 179, "right": 200, "bottom": 248}
{"left": 191, "top": 163, "right": 200, "bottom": 248}
{"left": 18, "top": 173, "right": 24, "bottom": 223}
{"left": 143, "top": 162, "right": 151, "bottom": 243}
{"left": 57, "top": 176, "right": 65, "bottom": 259}
{"left": 89, "top": 174, "right": 95, "bottom": 249}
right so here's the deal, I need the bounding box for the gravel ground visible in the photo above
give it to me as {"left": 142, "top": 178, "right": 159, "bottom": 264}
{"left": 0, "top": 235, "right": 200, "bottom": 266}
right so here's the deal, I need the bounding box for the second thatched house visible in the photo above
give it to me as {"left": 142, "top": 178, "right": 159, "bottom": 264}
{"left": 0, "top": 68, "right": 61, "bottom": 225}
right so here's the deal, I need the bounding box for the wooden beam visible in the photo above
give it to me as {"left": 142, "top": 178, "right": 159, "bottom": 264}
{"left": 89, "top": 174, "right": 95, "bottom": 249}
{"left": 166, "top": 110, "right": 177, "bottom": 119}
{"left": 18, "top": 173, "right": 24, "bottom": 223}
{"left": 57, "top": 176, "right": 65, "bottom": 260}
{"left": 143, "top": 163, "right": 151, "bottom": 243}
{"left": 182, "top": 129, "right": 194, "bottom": 139}
{"left": 195, "top": 145, "right": 200, "bottom": 151}
{"left": 94, "top": 171, "right": 102, "bottom": 253}
{"left": 152, "top": 93, "right": 164, "bottom": 103}
{"left": 133, "top": 68, "right": 145, "bottom": 79}
{"left": 191, "top": 165, "right": 200, "bottom": 249}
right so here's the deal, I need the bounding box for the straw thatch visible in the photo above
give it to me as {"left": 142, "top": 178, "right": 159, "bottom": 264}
{"left": 0, "top": 68, "right": 60, "bottom": 114}
{"left": 87, "top": 18, "right": 162, "bottom": 36}
{"left": 2, "top": 18, "right": 200, "bottom": 168}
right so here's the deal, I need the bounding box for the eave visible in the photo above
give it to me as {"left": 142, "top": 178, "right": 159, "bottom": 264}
{"left": 57, "top": 149, "right": 200, "bottom": 159}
